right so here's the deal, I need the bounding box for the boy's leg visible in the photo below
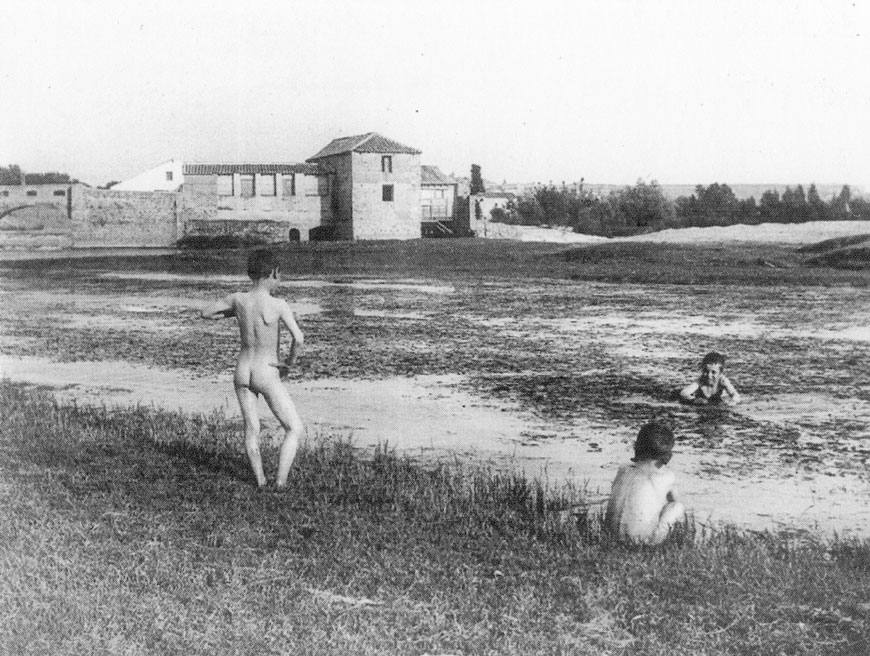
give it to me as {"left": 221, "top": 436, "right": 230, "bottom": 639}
{"left": 235, "top": 384, "right": 266, "bottom": 488}
{"left": 262, "top": 384, "right": 303, "bottom": 488}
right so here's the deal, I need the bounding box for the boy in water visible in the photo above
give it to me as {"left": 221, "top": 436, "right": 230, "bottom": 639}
{"left": 679, "top": 351, "right": 741, "bottom": 406}
{"left": 201, "top": 249, "right": 304, "bottom": 489}
{"left": 605, "top": 420, "right": 685, "bottom": 545}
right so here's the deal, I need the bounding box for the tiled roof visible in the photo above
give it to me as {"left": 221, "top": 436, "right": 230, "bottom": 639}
{"left": 307, "top": 132, "right": 421, "bottom": 160}
{"left": 421, "top": 165, "right": 457, "bottom": 186}
{"left": 183, "top": 163, "right": 326, "bottom": 175}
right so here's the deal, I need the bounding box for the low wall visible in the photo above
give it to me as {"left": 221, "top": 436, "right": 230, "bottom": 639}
{"left": 71, "top": 188, "right": 179, "bottom": 247}
{"left": 0, "top": 183, "right": 73, "bottom": 250}
{"left": 183, "top": 219, "right": 310, "bottom": 244}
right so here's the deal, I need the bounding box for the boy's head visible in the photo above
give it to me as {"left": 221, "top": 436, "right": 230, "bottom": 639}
{"left": 247, "top": 249, "right": 279, "bottom": 281}
{"left": 700, "top": 351, "right": 725, "bottom": 385}
{"left": 633, "top": 420, "right": 675, "bottom": 464}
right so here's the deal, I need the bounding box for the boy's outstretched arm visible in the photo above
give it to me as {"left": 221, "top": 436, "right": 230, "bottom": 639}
{"left": 201, "top": 294, "right": 236, "bottom": 320}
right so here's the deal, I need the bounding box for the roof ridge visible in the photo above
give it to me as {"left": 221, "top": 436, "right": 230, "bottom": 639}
{"left": 353, "top": 132, "right": 377, "bottom": 150}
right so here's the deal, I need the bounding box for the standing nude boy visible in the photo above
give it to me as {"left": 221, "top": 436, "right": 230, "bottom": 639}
{"left": 201, "top": 249, "right": 304, "bottom": 489}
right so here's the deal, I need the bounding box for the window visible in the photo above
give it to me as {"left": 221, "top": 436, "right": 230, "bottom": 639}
{"left": 283, "top": 174, "right": 295, "bottom": 196}
{"left": 382, "top": 184, "right": 394, "bottom": 202}
{"left": 258, "top": 174, "right": 276, "bottom": 196}
{"left": 304, "top": 175, "right": 320, "bottom": 196}
{"left": 240, "top": 175, "right": 255, "bottom": 198}
{"left": 53, "top": 190, "right": 66, "bottom": 196}
{"left": 26, "top": 190, "right": 37, "bottom": 197}
{"left": 217, "top": 175, "right": 234, "bottom": 196}
{"left": 1, "top": 191, "right": 8, "bottom": 197}
{"left": 381, "top": 155, "right": 392, "bottom": 173}
{"left": 166, "top": 171, "right": 174, "bottom": 181}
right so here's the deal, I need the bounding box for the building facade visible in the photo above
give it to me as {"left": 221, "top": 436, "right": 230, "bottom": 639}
{"left": 180, "top": 163, "right": 333, "bottom": 243}
{"left": 307, "top": 133, "right": 422, "bottom": 240}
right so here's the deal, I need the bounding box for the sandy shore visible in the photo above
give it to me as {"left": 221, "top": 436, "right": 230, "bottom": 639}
{"left": 481, "top": 220, "right": 870, "bottom": 245}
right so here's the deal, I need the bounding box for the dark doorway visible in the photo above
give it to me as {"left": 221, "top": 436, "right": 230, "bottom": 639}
{"left": 288, "top": 228, "right": 300, "bottom": 242}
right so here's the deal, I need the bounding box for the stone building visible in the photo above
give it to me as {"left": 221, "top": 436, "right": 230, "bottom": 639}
{"left": 307, "top": 133, "right": 422, "bottom": 240}
{"left": 180, "top": 163, "right": 333, "bottom": 243}
{"left": 3, "top": 131, "right": 461, "bottom": 249}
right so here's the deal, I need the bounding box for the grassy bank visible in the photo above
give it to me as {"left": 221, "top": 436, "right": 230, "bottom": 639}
{"left": 2, "top": 382, "right": 869, "bottom": 655}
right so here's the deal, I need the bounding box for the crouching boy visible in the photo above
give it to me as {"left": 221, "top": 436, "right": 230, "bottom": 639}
{"left": 605, "top": 420, "right": 685, "bottom": 545}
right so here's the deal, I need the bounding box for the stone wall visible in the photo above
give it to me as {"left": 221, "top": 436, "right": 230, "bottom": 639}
{"left": 351, "top": 152, "right": 421, "bottom": 240}
{"left": 0, "top": 183, "right": 73, "bottom": 249}
{"left": 70, "top": 188, "right": 179, "bottom": 247}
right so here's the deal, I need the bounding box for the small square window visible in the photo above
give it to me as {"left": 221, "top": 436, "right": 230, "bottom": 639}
{"left": 166, "top": 171, "right": 174, "bottom": 181}
{"left": 2, "top": 190, "right": 10, "bottom": 197}
{"left": 53, "top": 190, "right": 66, "bottom": 196}
{"left": 240, "top": 175, "right": 255, "bottom": 198}
{"left": 381, "top": 156, "right": 392, "bottom": 173}
{"left": 258, "top": 174, "right": 276, "bottom": 196}
{"left": 217, "top": 175, "right": 234, "bottom": 196}
{"left": 26, "top": 190, "right": 37, "bottom": 197}
{"left": 382, "top": 184, "right": 394, "bottom": 202}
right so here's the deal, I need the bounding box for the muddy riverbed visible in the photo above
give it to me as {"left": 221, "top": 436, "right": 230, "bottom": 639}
{"left": 2, "top": 259, "right": 869, "bottom": 538}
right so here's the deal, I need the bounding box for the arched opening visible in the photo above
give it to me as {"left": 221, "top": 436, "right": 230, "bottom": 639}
{"left": 288, "top": 228, "right": 301, "bottom": 242}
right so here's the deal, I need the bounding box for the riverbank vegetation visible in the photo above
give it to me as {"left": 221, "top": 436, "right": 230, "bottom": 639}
{"left": 491, "top": 181, "right": 870, "bottom": 237}
{"left": 2, "top": 383, "right": 869, "bottom": 655}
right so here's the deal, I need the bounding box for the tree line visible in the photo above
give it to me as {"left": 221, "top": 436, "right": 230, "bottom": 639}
{"left": 490, "top": 180, "right": 870, "bottom": 237}
{"left": 0, "top": 164, "right": 78, "bottom": 185}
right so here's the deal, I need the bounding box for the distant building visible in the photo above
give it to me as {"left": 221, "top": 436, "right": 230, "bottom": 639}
{"left": 421, "top": 165, "right": 463, "bottom": 237}
{"left": 112, "top": 159, "right": 184, "bottom": 191}
{"left": 307, "top": 132, "right": 422, "bottom": 240}
{"left": 180, "top": 163, "right": 333, "bottom": 243}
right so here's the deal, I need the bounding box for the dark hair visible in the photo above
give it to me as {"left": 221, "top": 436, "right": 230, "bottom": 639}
{"left": 633, "top": 420, "right": 675, "bottom": 463}
{"left": 701, "top": 351, "right": 725, "bottom": 368}
{"left": 247, "top": 249, "right": 279, "bottom": 280}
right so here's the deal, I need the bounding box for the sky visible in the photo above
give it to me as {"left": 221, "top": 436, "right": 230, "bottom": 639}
{"left": 1, "top": 0, "right": 867, "bottom": 188}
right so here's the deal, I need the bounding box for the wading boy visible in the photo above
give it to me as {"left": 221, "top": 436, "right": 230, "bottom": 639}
{"left": 201, "top": 249, "right": 304, "bottom": 489}
{"left": 680, "top": 351, "right": 740, "bottom": 406}
{"left": 605, "top": 420, "right": 685, "bottom": 545}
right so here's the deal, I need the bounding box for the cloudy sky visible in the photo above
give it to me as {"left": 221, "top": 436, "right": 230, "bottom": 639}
{"left": 1, "top": 0, "right": 867, "bottom": 188}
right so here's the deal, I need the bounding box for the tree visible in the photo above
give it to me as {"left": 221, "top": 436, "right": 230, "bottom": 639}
{"left": 609, "top": 180, "right": 675, "bottom": 234}
{"left": 758, "top": 189, "right": 782, "bottom": 223}
{"left": 470, "top": 164, "right": 485, "bottom": 195}
{"left": 0, "top": 164, "right": 24, "bottom": 185}
{"left": 806, "top": 184, "right": 829, "bottom": 222}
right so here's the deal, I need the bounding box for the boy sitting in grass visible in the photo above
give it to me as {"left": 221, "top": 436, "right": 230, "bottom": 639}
{"left": 201, "top": 249, "right": 304, "bottom": 490}
{"left": 605, "top": 420, "right": 685, "bottom": 546}
{"left": 679, "top": 351, "right": 741, "bottom": 406}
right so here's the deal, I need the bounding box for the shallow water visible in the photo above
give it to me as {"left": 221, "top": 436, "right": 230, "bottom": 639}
{"left": 2, "top": 354, "right": 869, "bottom": 538}
{"left": 2, "top": 271, "right": 870, "bottom": 539}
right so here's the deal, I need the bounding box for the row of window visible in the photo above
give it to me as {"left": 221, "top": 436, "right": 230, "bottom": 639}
{"left": 217, "top": 173, "right": 329, "bottom": 198}
{"left": 1, "top": 189, "right": 66, "bottom": 197}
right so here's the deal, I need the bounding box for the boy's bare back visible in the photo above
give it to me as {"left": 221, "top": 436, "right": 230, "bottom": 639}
{"left": 227, "top": 289, "right": 301, "bottom": 394}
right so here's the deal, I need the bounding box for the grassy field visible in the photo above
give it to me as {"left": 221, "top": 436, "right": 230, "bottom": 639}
{"left": 2, "top": 382, "right": 869, "bottom": 655}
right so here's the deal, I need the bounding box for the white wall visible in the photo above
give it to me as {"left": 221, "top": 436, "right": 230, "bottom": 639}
{"left": 113, "top": 160, "right": 184, "bottom": 191}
